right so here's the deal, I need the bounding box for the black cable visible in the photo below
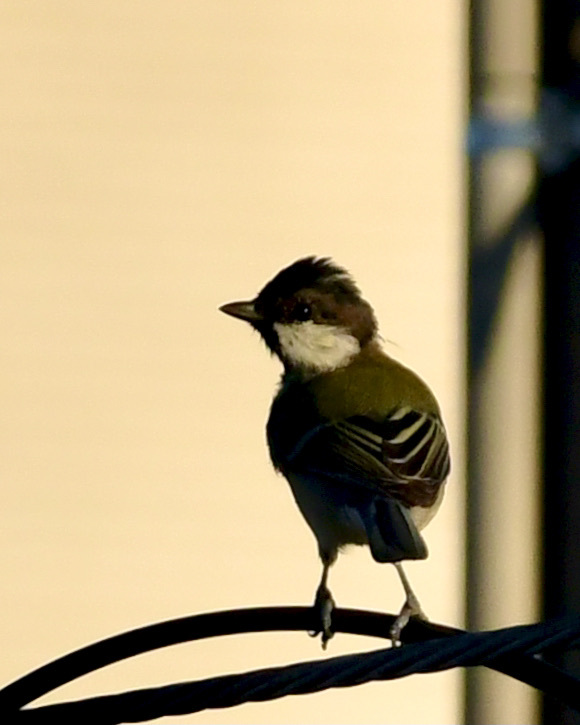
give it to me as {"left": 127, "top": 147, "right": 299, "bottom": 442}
{"left": 2, "top": 608, "right": 580, "bottom": 723}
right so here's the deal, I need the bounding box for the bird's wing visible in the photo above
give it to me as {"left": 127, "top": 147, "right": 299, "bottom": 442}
{"left": 335, "top": 407, "right": 450, "bottom": 504}
{"left": 286, "top": 406, "right": 450, "bottom": 561}
{"left": 288, "top": 406, "right": 449, "bottom": 505}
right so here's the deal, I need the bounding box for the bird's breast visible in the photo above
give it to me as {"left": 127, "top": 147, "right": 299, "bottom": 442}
{"left": 266, "top": 380, "right": 321, "bottom": 471}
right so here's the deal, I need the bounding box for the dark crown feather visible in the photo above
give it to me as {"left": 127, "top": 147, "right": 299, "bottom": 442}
{"left": 256, "top": 256, "right": 362, "bottom": 306}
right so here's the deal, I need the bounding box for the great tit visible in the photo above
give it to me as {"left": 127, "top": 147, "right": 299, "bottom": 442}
{"left": 220, "top": 256, "right": 450, "bottom": 647}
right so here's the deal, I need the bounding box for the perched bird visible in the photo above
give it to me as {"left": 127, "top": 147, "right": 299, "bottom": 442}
{"left": 220, "top": 257, "right": 450, "bottom": 647}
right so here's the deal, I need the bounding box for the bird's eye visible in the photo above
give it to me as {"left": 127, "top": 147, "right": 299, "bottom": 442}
{"left": 294, "top": 303, "right": 312, "bottom": 321}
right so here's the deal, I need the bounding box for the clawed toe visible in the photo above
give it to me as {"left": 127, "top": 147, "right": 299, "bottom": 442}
{"left": 390, "top": 597, "right": 428, "bottom": 647}
{"left": 389, "top": 562, "right": 428, "bottom": 646}
{"left": 310, "top": 584, "right": 335, "bottom": 649}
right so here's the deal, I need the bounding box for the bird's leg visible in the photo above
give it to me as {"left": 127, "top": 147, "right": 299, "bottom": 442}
{"left": 390, "top": 562, "right": 427, "bottom": 647}
{"left": 310, "top": 559, "right": 335, "bottom": 649}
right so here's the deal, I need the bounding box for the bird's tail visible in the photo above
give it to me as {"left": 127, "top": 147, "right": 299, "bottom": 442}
{"left": 365, "top": 498, "right": 428, "bottom": 563}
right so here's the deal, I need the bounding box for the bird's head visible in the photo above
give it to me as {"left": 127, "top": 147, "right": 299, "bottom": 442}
{"left": 220, "top": 256, "right": 377, "bottom": 376}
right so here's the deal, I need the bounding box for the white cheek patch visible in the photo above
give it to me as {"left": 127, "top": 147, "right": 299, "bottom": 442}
{"left": 274, "top": 320, "right": 360, "bottom": 372}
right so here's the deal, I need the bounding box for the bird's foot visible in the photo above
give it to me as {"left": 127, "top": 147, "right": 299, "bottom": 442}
{"left": 389, "top": 593, "right": 427, "bottom": 647}
{"left": 309, "top": 583, "right": 335, "bottom": 649}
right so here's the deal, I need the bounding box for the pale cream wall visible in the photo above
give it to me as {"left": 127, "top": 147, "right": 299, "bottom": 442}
{"left": 0, "top": 3, "right": 464, "bottom": 723}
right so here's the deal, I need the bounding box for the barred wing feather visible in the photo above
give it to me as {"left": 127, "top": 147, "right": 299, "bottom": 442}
{"left": 293, "top": 407, "right": 450, "bottom": 509}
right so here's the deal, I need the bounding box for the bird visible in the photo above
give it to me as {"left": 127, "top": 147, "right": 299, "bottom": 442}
{"left": 219, "top": 256, "right": 450, "bottom": 647}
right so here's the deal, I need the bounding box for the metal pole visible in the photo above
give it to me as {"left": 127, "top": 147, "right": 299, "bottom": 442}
{"left": 467, "top": 0, "right": 541, "bottom": 721}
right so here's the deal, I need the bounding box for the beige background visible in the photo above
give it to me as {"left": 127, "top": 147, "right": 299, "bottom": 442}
{"left": 1, "top": 3, "right": 464, "bottom": 723}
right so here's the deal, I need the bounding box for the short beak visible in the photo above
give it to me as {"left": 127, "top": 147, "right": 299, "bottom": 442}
{"left": 219, "top": 299, "right": 264, "bottom": 323}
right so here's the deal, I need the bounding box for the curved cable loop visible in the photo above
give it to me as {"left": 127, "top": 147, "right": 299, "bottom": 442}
{"left": 2, "top": 607, "right": 580, "bottom": 723}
